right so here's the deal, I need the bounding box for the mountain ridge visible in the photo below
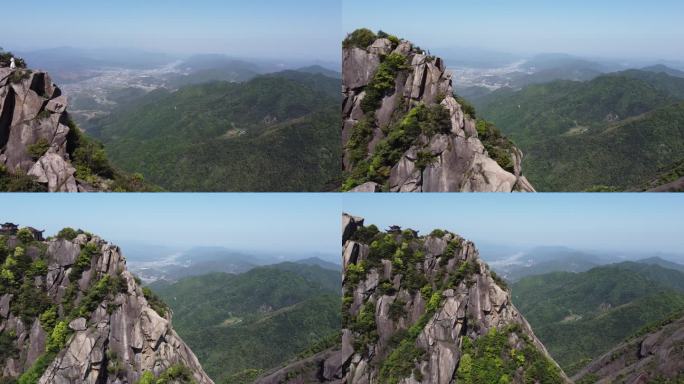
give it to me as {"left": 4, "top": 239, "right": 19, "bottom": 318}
{"left": 338, "top": 214, "right": 567, "bottom": 383}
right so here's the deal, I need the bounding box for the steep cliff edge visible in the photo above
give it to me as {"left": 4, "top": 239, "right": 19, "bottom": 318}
{"left": 0, "top": 224, "right": 212, "bottom": 383}
{"left": 340, "top": 214, "right": 566, "bottom": 383}
{"left": 0, "top": 55, "right": 153, "bottom": 192}
{"left": 573, "top": 311, "right": 684, "bottom": 383}
{"left": 341, "top": 29, "right": 534, "bottom": 192}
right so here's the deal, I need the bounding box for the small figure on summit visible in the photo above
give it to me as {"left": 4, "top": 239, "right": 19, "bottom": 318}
{"left": 9, "top": 57, "right": 16, "bottom": 69}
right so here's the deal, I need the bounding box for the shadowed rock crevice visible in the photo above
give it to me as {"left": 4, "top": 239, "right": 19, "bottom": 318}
{"left": 29, "top": 72, "right": 47, "bottom": 97}
{"left": 0, "top": 87, "right": 15, "bottom": 149}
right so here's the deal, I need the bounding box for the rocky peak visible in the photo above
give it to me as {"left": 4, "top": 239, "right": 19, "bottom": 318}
{"left": 0, "top": 225, "right": 212, "bottom": 383}
{"left": 339, "top": 213, "right": 567, "bottom": 383}
{"left": 342, "top": 29, "right": 534, "bottom": 192}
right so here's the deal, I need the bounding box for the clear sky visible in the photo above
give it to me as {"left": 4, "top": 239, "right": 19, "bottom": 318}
{"left": 0, "top": 193, "right": 340, "bottom": 254}
{"left": 2, "top": 0, "right": 341, "bottom": 62}
{"left": 343, "top": 194, "right": 684, "bottom": 254}
{"left": 343, "top": 0, "right": 684, "bottom": 61}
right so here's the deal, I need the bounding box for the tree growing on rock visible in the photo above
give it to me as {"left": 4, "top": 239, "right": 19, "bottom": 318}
{"left": 0, "top": 47, "right": 26, "bottom": 68}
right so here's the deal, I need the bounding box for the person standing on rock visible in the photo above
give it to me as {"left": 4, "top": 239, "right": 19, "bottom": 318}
{"left": 9, "top": 57, "right": 16, "bottom": 70}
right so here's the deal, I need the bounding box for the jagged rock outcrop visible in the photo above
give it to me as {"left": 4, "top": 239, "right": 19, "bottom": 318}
{"left": 0, "top": 66, "right": 79, "bottom": 191}
{"left": 573, "top": 313, "right": 684, "bottom": 383}
{"left": 339, "top": 213, "right": 567, "bottom": 383}
{"left": 342, "top": 30, "right": 534, "bottom": 192}
{"left": 648, "top": 176, "right": 684, "bottom": 192}
{"left": 0, "top": 224, "right": 212, "bottom": 383}
{"left": 0, "top": 62, "right": 142, "bottom": 192}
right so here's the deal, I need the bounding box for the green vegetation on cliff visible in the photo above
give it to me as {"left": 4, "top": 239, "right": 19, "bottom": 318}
{"left": 345, "top": 223, "right": 563, "bottom": 383}
{"left": 343, "top": 103, "right": 451, "bottom": 191}
{"left": 456, "top": 324, "right": 563, "bottom": 384}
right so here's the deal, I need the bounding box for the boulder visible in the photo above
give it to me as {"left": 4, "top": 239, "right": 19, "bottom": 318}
{"left": 342, "top": 213, "right": 364, "bottom": 244}
{"left": 68, "top": 317, "right": 87, "bottom": 331}
{"left": 349, "top": 182, "right": 381, "bottom": 192}
{"left": 0, "top": 67, "right": 110, "bottom": 192}
{"left": 28, "top": 151, "right": 78, "bottom": 192}
{"left": 342, "top": 47, "right": 380, "bottom": 90}
{"left": 368, "top": 38, "right": 393, "bottom": 55}
{"left": 0, "top": 294, "right": 12, "bottom": 318}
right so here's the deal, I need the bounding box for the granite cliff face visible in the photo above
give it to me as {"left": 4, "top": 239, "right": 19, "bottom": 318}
{"left": 340, "top": 214, "right": 566, "bottom": 383}
{"left": 573, "top": 313, "right": 684, "bottom": 383}
{"left": 0, "top": 224, "right": 212, "bottom": 383}
{"left": 342, "top": 30, "right": 534, "bottom": 192}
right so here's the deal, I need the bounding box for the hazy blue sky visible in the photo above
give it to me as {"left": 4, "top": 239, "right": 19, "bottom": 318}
{"left": 343, "top": 0, "right": 684, "bottom": 61}
{"left": 343, "top": 194, "right": 684, "bottom": 254}
{"left": 0, "top": 194, "right": 340, "bottom": 253}
{"left": 2, "top": 0, "right": 340, "bottom": 61}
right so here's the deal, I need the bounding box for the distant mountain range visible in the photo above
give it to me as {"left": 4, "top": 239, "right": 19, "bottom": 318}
{"left": 15, "top": 47, "right": 339, "bottom": 83}
{"left": 449, "top": 50, "right": 684, "bottom": 94}
{"left": 126, "top": 245, "right": 340, "bottom": 284}
{"left": 483, "top": 244, "right": 684, "bottom": 282}
{"left": 488, "top": 246, "right": 605, "bottom": 282}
